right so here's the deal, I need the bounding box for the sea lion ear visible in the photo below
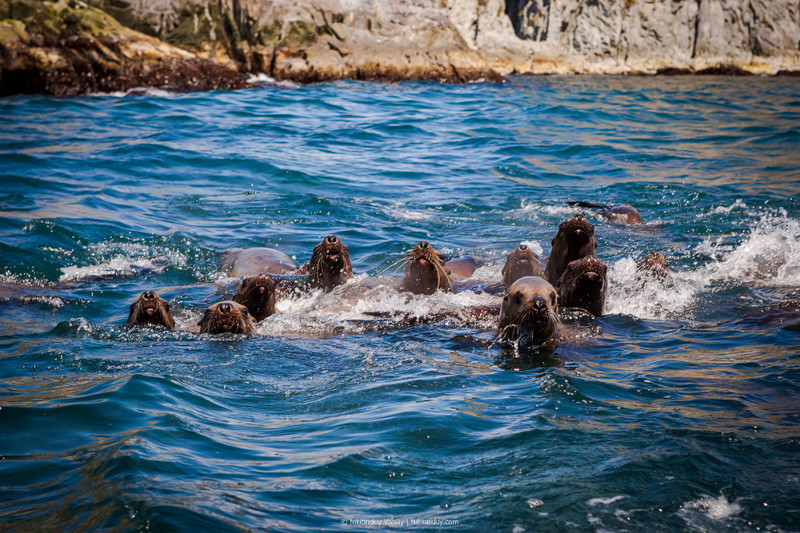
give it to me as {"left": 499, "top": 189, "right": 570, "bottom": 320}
{"left": 163, "top": 300, "right": 170, "bottom": 311}
{"left": 550, "top": 291, "right": 557, "bottom": 306}
{"left": 559, "top": 222, "right": 566, "bottom": 230}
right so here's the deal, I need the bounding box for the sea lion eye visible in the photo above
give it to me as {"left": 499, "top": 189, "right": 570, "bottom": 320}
{"left": 241, "top": 279, "right": 248, "bottom": 287}
{"left": 568, "top": 263, "right": 575, "bottom": 271}
{"left": 514, "top": 291, "right": 523, "bottom": 304}
{"left": 559, "top": 222, "right": 566, "bottom": 230}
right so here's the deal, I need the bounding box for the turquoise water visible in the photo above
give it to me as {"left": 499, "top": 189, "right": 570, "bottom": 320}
{"left": 1, "top": 76, "right": 799, "bottom": 532}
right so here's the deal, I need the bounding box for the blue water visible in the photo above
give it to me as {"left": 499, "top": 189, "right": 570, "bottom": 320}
{"left": 1, "top": 76, "right": 799, "bottom": 532}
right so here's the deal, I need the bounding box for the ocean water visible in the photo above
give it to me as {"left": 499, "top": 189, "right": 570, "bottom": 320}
{"left": 0, "top": 75, "right": 799, "bottom": 532}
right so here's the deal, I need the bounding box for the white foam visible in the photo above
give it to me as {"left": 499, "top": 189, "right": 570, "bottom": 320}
{"left": 679, "top": 494, "right": 742, "bottom": 522}
{"left": 247, "top": 72, "right": 301, "bottom": 89}
{"left": 59, "top": 242, "right": 187, "bottom": 283}
{"left": 89, "top": 87, "right": 178, "bottom": 98}
{"left": 607, "top": 212, "right": 800, "bottom": 319}
{"left": 257, "top": 275, "right": 500, "bottom": 337}
{"left": 605, "top": 257, "right": 697, "bottom": 320}
{"left": 702, "top": 199, "right": 748, "bottom": 217}
{"left": 694, "top": 212, "right": 800, "bottom": 287}
{"left": 588, "top": 495, "right": 627, "bottom": 506}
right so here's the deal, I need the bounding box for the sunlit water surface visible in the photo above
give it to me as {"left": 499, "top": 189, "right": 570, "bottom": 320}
{"left": 1, "top": 76, "right": 799, "bottom": 532}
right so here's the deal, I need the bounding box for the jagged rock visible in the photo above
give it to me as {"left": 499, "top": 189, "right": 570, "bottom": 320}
{"left": 1, "top": 0, "right": 799, "bottom": 95}
{"left": 0, "top": 0, "right": 253, "bottom": 96}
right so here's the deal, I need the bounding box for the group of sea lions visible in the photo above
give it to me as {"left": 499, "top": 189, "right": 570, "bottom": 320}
{"left": 126, "top": 203, "right": 671, "bottom": 348}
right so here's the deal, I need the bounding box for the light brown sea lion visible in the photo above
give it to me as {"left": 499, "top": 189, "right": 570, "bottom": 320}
{"left": 307, "top": 235, "right": 353, "bottom": 292}
{"left": 232, "top": 274, "right": 277, "bottom": 322}
{"left": 543, "top": 215, "right": 598, "bottom": 286}
{"left": 555, "top": 255, "right": 607, "bottom": 316}
{"left": 445, "top": 256, "right": 481, "bottom": 279}
{"left": 222, "top": 247, "right": 297, "bottom": 278}
{"left": 635, "top": 252, "right": 673, "bottom": 283}
{"left": 126, "top": 291, "right": 175, "bottom": 329}
{"left": 568, "top": 201, "right": 643, "bottom": 225}
{"left": 198, "top": 301, "right": 255, "bottom": 334}
{"left": 402, "top": 241, "right": 454, "bottom": 295}
{"left": 497, "top": 276, "right": 560, "bottom": 347}
{"left": 502, "top": 244, "right": 542, "bottom": 285}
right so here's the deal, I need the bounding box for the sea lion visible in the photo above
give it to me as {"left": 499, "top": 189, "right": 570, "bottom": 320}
{"left": 502, "top": 244, "right": 542, "bottom": 285}
{"left": 543, "top": 215, "right": 598, "bottom": 286}
{"left": 555, "top": 255, "right": 607, "bottom": 316}
{"left": 635, "top": 252, "right": 673, "bottom": 283}
{"left": 198, "top": 300, "right": 255, "bottom": 334}
{"left": 222, "top": 247, "right": 297, "bottom": 278}
{"left": 568, "top": 201, "right": 643, "bottom": 225}
{"left": 307, "top": 235, "right": 353, "bottom": 292}
{"left": 126, "top": 291, "right": 175, "bottom": 329}
{"left": 232, "top": 274, "right": 277, "bottom": 321}
{"left": 497, "top": 276, "right": 560, "bottom": 347}
{"left": 402, "top": 241, "right": 454, "bottom": 295}
{"left": 446, "top": 256, "right": 481, "bottom": 279}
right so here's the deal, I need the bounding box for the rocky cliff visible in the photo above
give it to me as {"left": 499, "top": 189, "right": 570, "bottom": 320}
{"left": 2, "top": 0, "right": 798, "bottom": 95}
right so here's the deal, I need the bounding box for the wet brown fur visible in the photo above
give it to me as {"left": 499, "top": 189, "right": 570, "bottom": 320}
{"left": 402, "top": 242, "right": 454, "bottom": 295}
{"left": 502, "top": 244, "right": 542, "bottom": 285}
{"left": 543, "top": 215, "right": 598, "bottom": 285}
{"left": 556, "top": 255, "right": 608, "bottom": 316}
{"left": 198, "top": 301, "right": 255, "bottom": 334}
{"left": 497, "top": 276, "right": 560, "bottom": 347}
{"left": 636, "top": 252, "right": 673, "bottom": 283}
{"left": 232, "top": 274, "right": 277, "bottom": 322}
{"left": 307, "top": 236, "right": 353, "bottom": 292}
{"left": 127, "top": 291, "right": 175, "bottom": 329}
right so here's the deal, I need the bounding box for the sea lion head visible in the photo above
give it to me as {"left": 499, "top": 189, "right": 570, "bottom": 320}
{"left": 498, "top": 276, "right": 560, "bottom": 347}
{"left": 556, "top": 255, "right": 607, "bottom": 316}
{"left": 502, "top": 244, "right": 542, "bottom": 285}
{"left": 636, "top": 252, "right": 672, "bottom": 282}
{"left": 554, "top": 215, "right": 596, "bottom": 256}
{"left": 127, "top": 291, "right": 175, "bottom": 329}
{"left": 402, "top": 241, "right": 453, "bottom": 295}
{"left": 232, "top": 274, "right": 277, "bottom": 322}
{"left": 308, "top": 235, "right": 353, "bottom": 292}
{"left": 544, "top": 215, "right": 598, "bottom": 285}
{"left": 198, "top": 301, "right": 255, "bottom": 335}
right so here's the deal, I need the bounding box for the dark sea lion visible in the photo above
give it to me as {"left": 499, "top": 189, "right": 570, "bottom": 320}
{"left": 222, "top": 247, "right": 297, "bottom": 278}
{"left": 497, "top": 276, "right": 560, "bottom": 347}
{"left": 502, "top": 244, "right": 542, "bottom": 285}
{"left": 543, "top": 215, "right": 598, "bottom": 286}
{"left": 307, "top": 235, "right": 353, "bottom": 292}
{"left": 555, "top": 255, "right": 607, "bottom": 316}
{"left": 568, "top": 201, "right": 644, "bottom": 225}
{"left": 402, "top": 241, "right": 454, "bottom": 295}
{"left": 127, "top": 291, "right": 175, "bottom": 329}
{"left": 446, "top": 256, "right": 481, "bottom": 279}
{"left": 636, "top": 252, "right": 673, "bottom": 283}
{"left": 198, "top": 301, "right": 255, "bottom": 334}
{"left": 232, "top": 274, "right": 277, "bottom": 321}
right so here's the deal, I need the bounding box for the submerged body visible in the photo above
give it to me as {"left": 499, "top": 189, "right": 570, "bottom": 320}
{"left": 222, "top": 248, "right": 297, "bottom": 278}
{"left": 568, "top": 201, "right": 644, "bottom": 225}
{"left": 497, "top": 276, "right": 560, "bottom": 347}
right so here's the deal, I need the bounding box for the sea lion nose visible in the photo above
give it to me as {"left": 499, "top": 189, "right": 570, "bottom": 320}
{"left": 419, "top": 241, "right": 429, "bottom": 249}
{"left": 518, "top": 244, "right": 527, "bottom": 250}
{"left": 219, "top": 303, "right": 231, "bottom": 314}
{"left": 532, "top": 296, "right": 546, "bottom": 311}
{"left": 258, "top": 286, "right": 266, "bottom": 294}
{"left": 325, "top": 235, "right": 338, "bottom": 244}
{"left": 143, "top": 291, "right": 155, "bottom": 300}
